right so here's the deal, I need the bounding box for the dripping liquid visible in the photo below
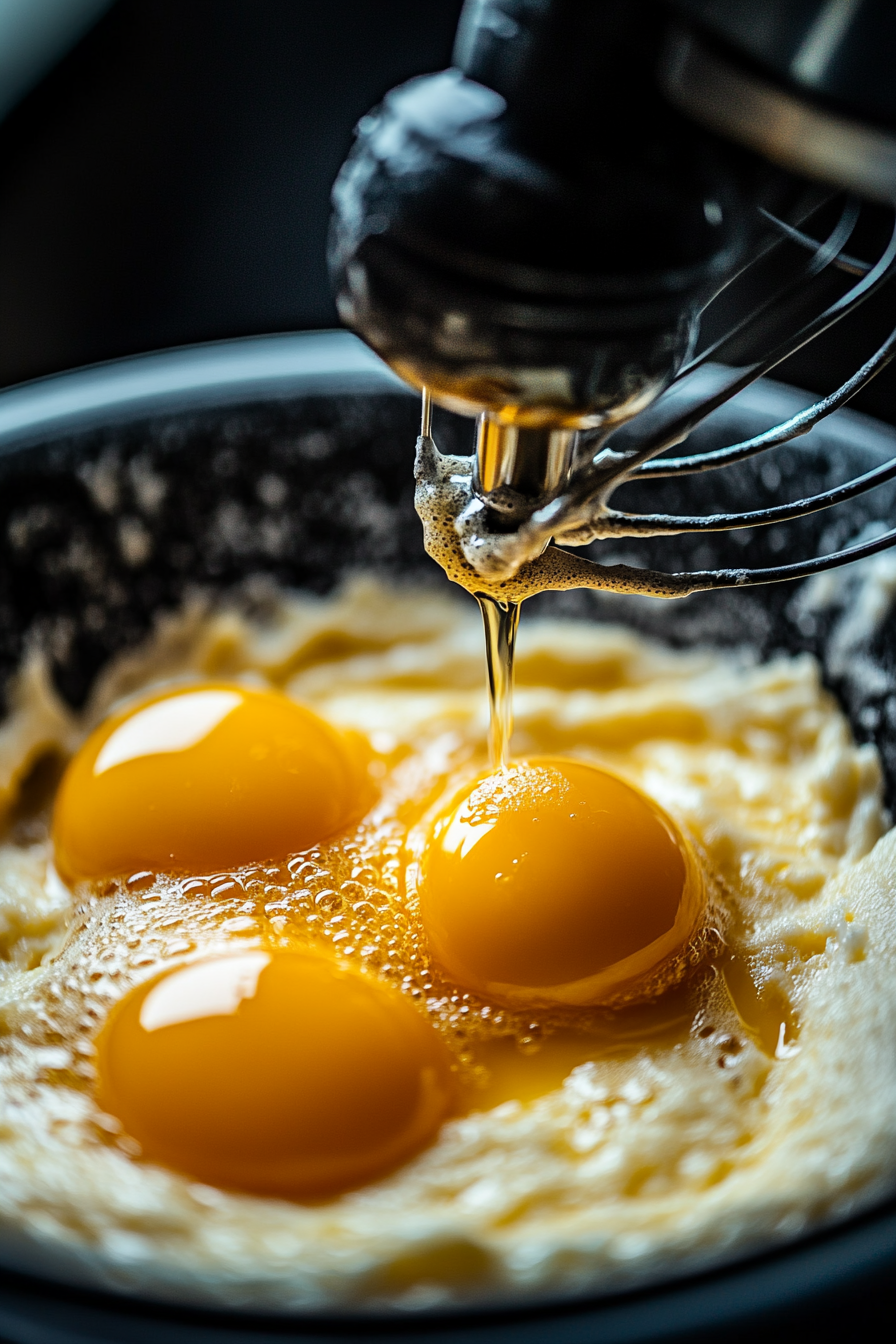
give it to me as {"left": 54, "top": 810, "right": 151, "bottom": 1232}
{"left": 418, "top": 388, "right": 523, "bottom": 773}
{"left": 477, "top": 595, "right": 520, "bottom": 770}
{"left": 413, "top": 388, "right": 803, "bottom": 1099}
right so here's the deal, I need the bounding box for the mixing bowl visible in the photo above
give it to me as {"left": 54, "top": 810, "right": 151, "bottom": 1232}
{"left": 0, "top": 331, "right": 893, "bottom": 1342}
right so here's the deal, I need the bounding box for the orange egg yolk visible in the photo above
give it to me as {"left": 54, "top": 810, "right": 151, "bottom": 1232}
{"left": 418, "top": 759, "right": 705, "bottom": 1009}
{"left": 96, "top": 950, "right": 455, "bottom": 1198}
{"left": 52, "top": 682, "right": 368, "bottom": 884}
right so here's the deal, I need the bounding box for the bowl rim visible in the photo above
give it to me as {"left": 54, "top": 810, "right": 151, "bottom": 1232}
{"left": 0, "top": 331, "right": 894, "bottom": 1340}
{"left": 0, "top": 330, "right": 409, "bottom": 455}
{"left": 2, "top": 328, "right": 896, "bottom": 459}
{"left": 0, "top": 1197, "right": 894, "bottom": 1342}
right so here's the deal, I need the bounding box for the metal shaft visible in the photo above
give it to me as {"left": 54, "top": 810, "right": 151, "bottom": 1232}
{"left": 476, "top": 417, "right": 577, "bottom": 499}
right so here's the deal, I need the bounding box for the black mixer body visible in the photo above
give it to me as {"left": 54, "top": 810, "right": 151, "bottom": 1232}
{"left": 329, "top": 0, "right": 896, "bottom": 587}
{"left": 330, "top": 0, "right": 756, "bottom": 432}
{"left": 329, "top": 0, "right": 896, "bottom": 430}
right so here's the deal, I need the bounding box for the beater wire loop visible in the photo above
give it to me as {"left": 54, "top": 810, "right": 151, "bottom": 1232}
{"left": 674, "top": 198, "right": 863, "bottom": 383}
{"left": 482, "top": 205, "right": 896, "bottom": 588}
{"left": 636, "top": 320, "right": 896, "bottom": 479}
{"left": 531, "top": 209, "right": 896, "bottom": 505}
{"left": 597, "top": 210, "right": 896, "bottom": 488}
{"left": 616, "top": 523, "right": 896, "bottom": 597}
{"left": 601, "top": 445, "right": 896, "bottom": 535}
{"left": 592, "top": 209, "right": 896, "bottom": 581}
{"left": 757, "top": 207, "right": 870, "bottom": 278}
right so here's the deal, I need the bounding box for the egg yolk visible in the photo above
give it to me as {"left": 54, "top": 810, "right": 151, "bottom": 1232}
{"left": 96, "top": 950, "right": 455, "bottom": 1198}
{"left": 52, "top": 682, "right": 368, "bottom": 884}
{"left": 418, "top": 759, "right": 705, "bottom": 1009}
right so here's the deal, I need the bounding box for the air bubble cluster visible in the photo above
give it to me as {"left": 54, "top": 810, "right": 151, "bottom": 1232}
{"left": 3, "top": 756, "right": 722, "bottom": 1104}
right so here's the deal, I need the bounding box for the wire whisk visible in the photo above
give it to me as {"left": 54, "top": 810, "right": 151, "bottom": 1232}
{"left": 457, "top": 197, "right": 896, "bottom": 596}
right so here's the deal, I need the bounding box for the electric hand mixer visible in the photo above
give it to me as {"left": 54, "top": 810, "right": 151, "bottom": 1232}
{"left": 329, "top": 0, "right": 896, "bottom": 600}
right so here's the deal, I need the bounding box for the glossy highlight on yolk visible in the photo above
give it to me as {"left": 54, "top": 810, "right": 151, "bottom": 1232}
{"left": 418, "top": 759, "right": 705, "bottom": 1009}
{"left": 96, "top": 950, "right": 456, "bottom": 1198}
{"left": 52, "top": 682, "right": 369, "bottom": 884}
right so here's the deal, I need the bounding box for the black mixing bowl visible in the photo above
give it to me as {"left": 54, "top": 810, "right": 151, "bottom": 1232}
{"left": 0, "top": 332, "right": 894, "bottom": 1343}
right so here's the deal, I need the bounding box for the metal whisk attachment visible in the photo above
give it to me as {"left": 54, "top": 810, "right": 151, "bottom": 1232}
{"left": 453, "top": 198, "right": 896, "bottom": 597}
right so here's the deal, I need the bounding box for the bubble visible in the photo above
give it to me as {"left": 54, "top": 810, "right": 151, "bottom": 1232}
{"left": 314, "top": 890, "right": 343, "bottom": 913}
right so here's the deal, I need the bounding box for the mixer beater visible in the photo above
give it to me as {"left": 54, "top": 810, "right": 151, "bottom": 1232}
{"left": 428, "top": 199, "right": 896, "bottom": 597}
{"left": 330, "top": 0, "right": 896, "bottom": 598}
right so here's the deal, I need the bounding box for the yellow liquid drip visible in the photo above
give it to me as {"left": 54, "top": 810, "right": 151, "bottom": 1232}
{"left": 721, "top": 952, "right": 800, "bottom": 1060}
{"left": 414, "top": 409, "right": 707, "bottom": 762}
{"left": 477, "top": 595, "right": 520, "bottom": 770}
{"left": 415, "top": 388, "right": 700, "bottom": 776}
{"left": 465, "top": 983, "right": 697, "bottom": 1111}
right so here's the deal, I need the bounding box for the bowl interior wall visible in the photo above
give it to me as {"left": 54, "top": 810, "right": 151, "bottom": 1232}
{"left": 1, "top": 373, "right": 895, "bottom": 788}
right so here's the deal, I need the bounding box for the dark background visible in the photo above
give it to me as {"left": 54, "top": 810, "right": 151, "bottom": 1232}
{"left": 0, "top": 0, "right": 463, "bottom": 386}
{"left": 0, "top": 0, "right": 894, "bottom": 428}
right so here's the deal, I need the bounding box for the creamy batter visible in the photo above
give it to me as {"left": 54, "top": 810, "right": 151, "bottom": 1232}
{"left": 0, "top": 575, "right": 894, "bottom": 1311}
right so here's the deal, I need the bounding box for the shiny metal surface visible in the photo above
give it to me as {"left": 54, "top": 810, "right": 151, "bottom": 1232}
{"left": 663, "top": 27, "right": 896, "bottom": 203}
{"left": 475, "top": 419, "right": 575, "bottom": 498}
